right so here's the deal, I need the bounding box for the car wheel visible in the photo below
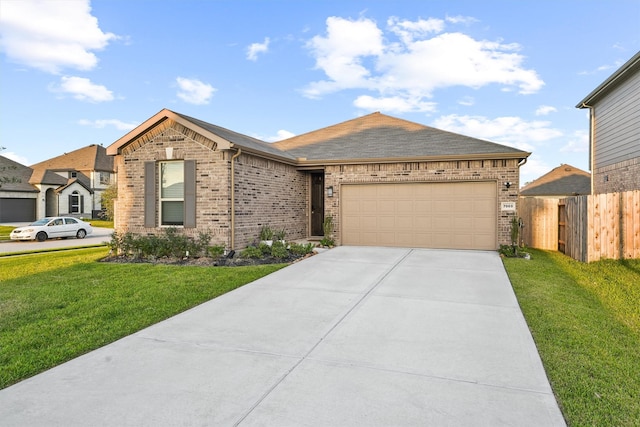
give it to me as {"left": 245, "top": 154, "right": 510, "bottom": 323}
{"left": 76, "top": 229, "right": 87, "bottom": 239}
{"left": 36, "top": 231, "right": 47, "bottom": 242}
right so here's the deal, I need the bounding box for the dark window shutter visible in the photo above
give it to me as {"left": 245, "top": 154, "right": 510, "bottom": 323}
{"left": 80, "top": 195, "right": 84, "bottom": 213}
{"left": 68, "top": 195, "right": 73, "bottom": 213}
{"left": 144, "top": 162, "right": 156, "bottom": 228}
{"left": 184, "top": 160, "right": 196, "bottom": 228}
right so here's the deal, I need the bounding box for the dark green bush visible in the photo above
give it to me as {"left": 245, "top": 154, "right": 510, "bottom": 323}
{"left": 271, "top": 241, "right": 288, "bottom": 259}
{"left": 241, "top": 246, "right": 263, "bottom": 259}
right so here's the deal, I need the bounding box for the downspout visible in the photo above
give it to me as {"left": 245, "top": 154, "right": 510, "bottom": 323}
{"left": 579, "top": 102, "right": 595, "bottom": 194}
{"left": 230, "top": 148, "right": 242, "bottom": 250}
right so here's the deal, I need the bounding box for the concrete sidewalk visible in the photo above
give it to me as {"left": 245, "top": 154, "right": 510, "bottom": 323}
{"left": 0, "top": 247, "right": 565, "bottom": 426}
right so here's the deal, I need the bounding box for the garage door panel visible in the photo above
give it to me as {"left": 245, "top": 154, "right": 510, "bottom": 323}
{"left": 341, "top": 182, "right": 497, "bottom": 250}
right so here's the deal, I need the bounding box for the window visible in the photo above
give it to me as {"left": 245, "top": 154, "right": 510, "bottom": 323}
{"left": 100, "top": 172, "right": 111, "bottom": 185}
{"left": 145, "top": 160, "right": 195, "bottom": 228}
{"left": 159, "top": 161, "right": 184, "bottom": 226}
{"left": 70, "top": 171, "right": 77, "bottom": 178}
{"left": 65, "top": 218, "right": 79, "bottom": 224}
{"left": 69, "top": 191, "right": 84, "bottom": 214}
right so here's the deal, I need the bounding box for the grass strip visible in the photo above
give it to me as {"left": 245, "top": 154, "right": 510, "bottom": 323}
{"left": 0, "top": 247, "right": 285, "bottom": 389}
{"left": 503, "top": 249, "right": 640, "bottom": 426}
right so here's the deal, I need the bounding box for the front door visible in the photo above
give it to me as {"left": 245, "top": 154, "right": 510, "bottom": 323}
{"left": 311, "top": 173, "right": 324, "bottom": 236}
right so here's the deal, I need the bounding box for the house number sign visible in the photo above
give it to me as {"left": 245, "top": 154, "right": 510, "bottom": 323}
{"left": 501, "top": 202, "right": 516, "bottom": 211}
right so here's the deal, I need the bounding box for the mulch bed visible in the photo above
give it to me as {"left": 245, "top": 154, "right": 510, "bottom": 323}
{"left": 100, "top": 252, "right": 315, "bottom": 267}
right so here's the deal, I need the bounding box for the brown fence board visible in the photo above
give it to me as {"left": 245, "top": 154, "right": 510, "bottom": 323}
{"left": 520, "top": 190, "right": 640, "bottom": 262}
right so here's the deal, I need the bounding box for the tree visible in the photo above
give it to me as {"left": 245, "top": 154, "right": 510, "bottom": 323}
{"left": 100, "top": 184, "right": 117, "bottom": 221}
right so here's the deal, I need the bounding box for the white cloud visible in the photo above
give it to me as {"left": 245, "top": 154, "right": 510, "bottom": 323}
{"left": 303, "top": 16, "right": 544, "bottom": 112}
{"left": 458, "top": 96, "right": 475, "bottom": 106}
{"left": 0, "top": 0, "right": 117, "bottom": 74}
{"left": 2, "top": 151, "right": 30, "bottom": 166}
{"left": 78, "top": 119, "right": 139, "bottom": 131}
{"left": 354, "top": 95, "right": 437, "bottom": 113}
{"left": 519, "top": 154, "right": 553, "bottom": 186}
{"left": 264, "top": 130, "right": 296, "bottom": 142}
{"left": 560, "top": 130, "right": 589, "bottom": 153}
{"left": 247, "top": 37, "right": 270, "bottom": 61}
{"left": 535, "top": 105, "right": 557, "bottom": 116}
{"left": 176, "top": 77, "right": 216, "bottom": 105}
{"left": 51, "top": 76, "right": 114, "bottom": 102}
{"left": 431, "top": 114, "right": 563, "bottom": 152}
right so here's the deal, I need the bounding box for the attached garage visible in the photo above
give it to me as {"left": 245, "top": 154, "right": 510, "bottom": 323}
{"left": 341, "top": 181, "right": 497, "bottom": 250}
{"left": 0, "top": 197, "right": 37, "bottom": 222}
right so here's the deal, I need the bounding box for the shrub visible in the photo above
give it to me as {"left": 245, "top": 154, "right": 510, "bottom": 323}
{"left": 274, "top": 228, "right": 286, "bottom": 241}
{"left": 241, "top": 246, "right": 263, "bottom": 259}
{"left": 258, "top": 242, "right": 272, "bottom": 255}
{"left": 207, "top": 245, "right": 225, "bottom": 258}
{"left": 289, "top": 242, "right": 315, "bottom": 255}
{"left": 108, "top": 228, "right": 212, "bottom": 259}
{"left": 271, "top": 240, "right": 289, "bottom": 259}
{"left": 259, "top": 225, "right": 273, "bottom": 241}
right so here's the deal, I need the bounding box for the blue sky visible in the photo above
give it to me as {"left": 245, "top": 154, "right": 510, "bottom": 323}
{"left": 1, "top": 0, "right": 638, "bottom": 185}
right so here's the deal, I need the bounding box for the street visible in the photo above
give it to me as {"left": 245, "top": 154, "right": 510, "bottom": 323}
{"left": 0, "top": 227, "right": 114, "bottom": 254}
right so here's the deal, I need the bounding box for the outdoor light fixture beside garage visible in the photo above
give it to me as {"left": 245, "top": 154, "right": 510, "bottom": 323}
{"left": 327, "top": 186, "right": 334, "bottom": 197}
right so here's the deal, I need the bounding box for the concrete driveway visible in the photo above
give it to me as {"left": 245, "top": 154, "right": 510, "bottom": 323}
{"left": 0, "top": 247, "right": 565, "bottom": 426}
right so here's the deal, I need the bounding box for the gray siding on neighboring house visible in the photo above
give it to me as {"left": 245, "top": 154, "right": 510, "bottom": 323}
{"left": 593, "top": 72, "right": 640, "bottom": 169}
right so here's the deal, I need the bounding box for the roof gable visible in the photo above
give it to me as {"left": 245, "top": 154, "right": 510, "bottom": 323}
{"left": 273, "top": 112, "right": 529, "bottom": 162}
{"left": 520, "top": 164, "right": 590, "bottom": 196}
{"left": 107, "top": 109, "right": 296, "bottom": 163}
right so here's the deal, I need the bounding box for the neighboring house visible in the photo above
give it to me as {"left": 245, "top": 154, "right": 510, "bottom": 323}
{"left": 577, "top": 51, "right": 640, "bottom": 194}
{"left": 106, "top": 109, "right": 530, "bottom": 250}
{"left": 520, "top": 164, "right": 591, "bottom": 198}
{"left": 0, "top": 155, "right": 39, "bottom": 222}
{"left": 28, "top": 144, "right": 115, "bottom": 219}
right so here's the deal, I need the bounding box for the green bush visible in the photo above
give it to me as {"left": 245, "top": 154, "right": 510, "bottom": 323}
{"left": 108, "top": 228, "right": 212, "bottom": 259}
{"left": 241, "top": 246, "right": 263, "bottom": 259}
{"left": 289, "top": 242, "right": 315, "bottom": 255}
{"left": 207, "top": 245, "right": 225, "bottom": 258}
{"left": 259, "top": 225, "right": 273, "bottom": 241}
{"left": 271, "top": 241, "right": 289, "bottom": 259}
{"left": 258, "top": 242, "right": 272, "bottom": 256}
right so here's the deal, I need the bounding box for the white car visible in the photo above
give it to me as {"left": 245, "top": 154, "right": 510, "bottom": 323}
{"left": 10, "top": 217, "right": 93, "bottom": 242}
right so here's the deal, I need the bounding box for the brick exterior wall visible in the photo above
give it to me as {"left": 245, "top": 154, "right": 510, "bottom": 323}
{"left": 233, "top": 154, "right": 307, "bottom": 248}
{"left": 114, "top": 118, "right": 523, "bottom": 250}
{"left": 323, "top": 159, "right": 522, "bottom": 247}
{"left": 593, "top": 157, "right": 640, "bottom": 194}
{"left": 115, "top": 121, "right": 232, "bottom": 246}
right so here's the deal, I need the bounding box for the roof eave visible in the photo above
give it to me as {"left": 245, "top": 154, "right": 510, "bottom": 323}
{"left": 576, "top": 51, "right": 640, "bottom": 108}
{"left": 226, "top": 145, "right": 298, "bottom": 165}
{"left": 294, "top": 151, "right": 531, "bottom": 168}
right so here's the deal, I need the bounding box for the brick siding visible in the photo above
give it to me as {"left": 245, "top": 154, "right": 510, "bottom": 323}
{"left": 233, "top": 154, "right": 307, "bottom": 248}
{"left": 115, "top": 122, "right": 231, "bottom": 246}
{"left": 323, "top": 159, "right": 522, "bottom": 247}
{"left": 593, "top": 157, "right": 640, "bottom": 194}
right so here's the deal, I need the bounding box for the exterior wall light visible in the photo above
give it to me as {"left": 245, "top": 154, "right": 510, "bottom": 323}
{"left": 504, "top": 182, "right": 512, "bottom": 189}
{"left": 327, "top": 186, "right": 334, "bottom": 197}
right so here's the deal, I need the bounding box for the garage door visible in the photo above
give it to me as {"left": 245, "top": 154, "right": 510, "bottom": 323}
{"left": 0, "top": 198, "right": 37, "bottom": 222}
{"left": 341, "top": 181, "right": 497, "bottom": 250}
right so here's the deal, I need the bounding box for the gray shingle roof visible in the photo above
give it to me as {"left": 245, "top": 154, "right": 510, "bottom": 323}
{"left": 520, "top": 164, "right": 591, "bottom": 196}
{"left": 272, "top": 112, "right": 528, "bottom": 161}
{"left": 0, "top": 155, "right": 38, "bottom": 192}
{"left": 173, "top": 112, "right": 296, "bottom": 160}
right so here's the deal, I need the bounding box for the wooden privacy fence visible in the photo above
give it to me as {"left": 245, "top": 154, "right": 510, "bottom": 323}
{"left": 520, "top": 190, "right": 640, "bottom": 262}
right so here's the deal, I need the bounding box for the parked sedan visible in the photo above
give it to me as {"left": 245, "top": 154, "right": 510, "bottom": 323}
{"left": 10, "top": 217, "right": 93, "bottom": 242}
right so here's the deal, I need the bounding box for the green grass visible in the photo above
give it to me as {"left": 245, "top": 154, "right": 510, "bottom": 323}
{"left": 0, "top": 247, "right": 286, "bottom": 389}
{"left": 503, "top": 249, "right": 640, "bottom": 426}
{"left": 0, "top": 225, "right": 15, "bottom": 241}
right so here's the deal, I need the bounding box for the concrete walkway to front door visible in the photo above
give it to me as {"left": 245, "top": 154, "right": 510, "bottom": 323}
{"left": 0, "top": 247, "right": 565, "bottom": 426}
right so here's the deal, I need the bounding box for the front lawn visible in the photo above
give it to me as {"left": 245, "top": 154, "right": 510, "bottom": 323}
{"left": 0, "top": 247, "right": 285, "bottom": 389}
{"left": 0, "top": 225, "right": 14, "bottom": 241}
{"left": 503, "top": 249, "right": 640, "bottom": 426}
